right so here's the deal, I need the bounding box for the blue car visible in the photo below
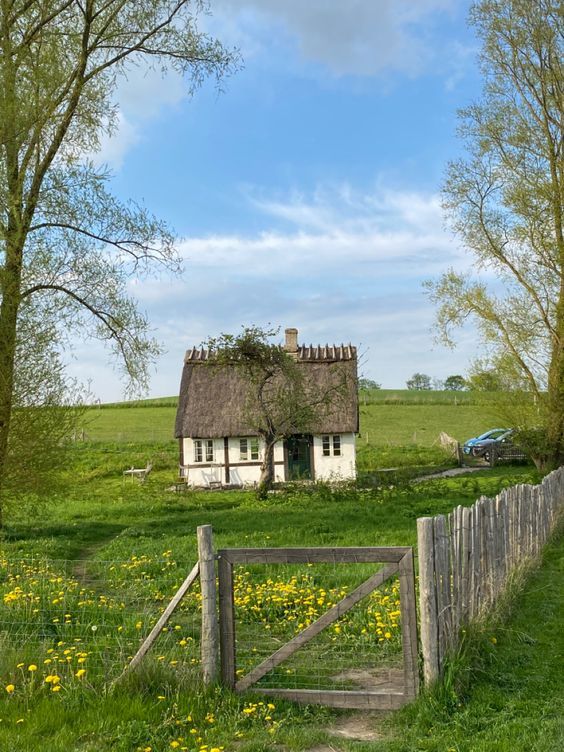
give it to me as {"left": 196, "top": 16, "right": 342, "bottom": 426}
{"left": 463, "top": 428, "right": 513, "bottom": 459}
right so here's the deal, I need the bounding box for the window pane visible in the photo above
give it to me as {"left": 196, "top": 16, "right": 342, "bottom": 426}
{"left": 240, "top": 438, "right": 248, "bottom": 461}
{"left": 250, "top": 438, "right": 259, "bottom": 460}
{"left": 333, "top": 435, "right": 341, "bottom": 456}
{"left": 194, "top": 440, "right": 202, "bottom": 463}
{"left": 322, "top": 435, "right": 330, "bottom": 456}
{"left": 205, "top": 440, "right": 214, "bottom": 462}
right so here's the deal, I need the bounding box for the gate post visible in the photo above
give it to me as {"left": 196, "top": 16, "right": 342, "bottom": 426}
{"left": 417, "top": 517, "right": 440, "bottom": 685}
{"left": 197, "top": 525, "right": 219, "bottom": 684}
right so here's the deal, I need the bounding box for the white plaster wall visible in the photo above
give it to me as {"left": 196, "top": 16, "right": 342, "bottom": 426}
{"left": 313, "top": 433, "right": 356, "bottom": 481}
{"left": 181, "top": 437, "right": 286, "bottom": 486}
{"left": 181, "top": 437, "right": 225, "bottom": 486}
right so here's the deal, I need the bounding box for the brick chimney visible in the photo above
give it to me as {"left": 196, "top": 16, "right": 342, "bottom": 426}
{"left": 284, "top": 328, "right": 298, "bottom": 358}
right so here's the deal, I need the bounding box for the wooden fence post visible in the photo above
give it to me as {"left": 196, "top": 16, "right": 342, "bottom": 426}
{"left": 417, "top": 517, "right": 439, "bottom": 685}
{"left": 115, "top": 561, "right": 200, "bottom": 684}
{"left": 197, "top": 524, "right": 219, "bottom": 685}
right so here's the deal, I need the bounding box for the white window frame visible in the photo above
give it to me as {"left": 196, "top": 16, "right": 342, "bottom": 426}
{"left": 194, "top": 439, "right": 214, "bottom": 463}
{"left": 194, "top": 439, "right": 203, "bottom": 463}
{"left": 205, "top": 439, "right": 214, "bottom": 462}
{"left": 240, "top": 437, "right": 260, "bottom": 462}
{"left": 239, "top": 438, "right": 248, "bottom": 461}
{"left": 321, "top": 434, "right": 341, "bottom": 456}
{"left": 250, "top": 437, "right": 259, "bottom": 460}
{"left": 332, "top": 435, "right": 341, "bottom": 456}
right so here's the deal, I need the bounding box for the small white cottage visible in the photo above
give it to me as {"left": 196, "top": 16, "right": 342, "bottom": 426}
{"left": 174, "top": 328, "right": 358, "bottom": 487}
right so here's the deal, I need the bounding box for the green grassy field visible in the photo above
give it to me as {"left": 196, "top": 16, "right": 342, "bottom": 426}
{"left": 82, "top": 389, "right": 501, "bottom": 449}
{"left": 0, "top": 394, "right": 557, "bottom": 752}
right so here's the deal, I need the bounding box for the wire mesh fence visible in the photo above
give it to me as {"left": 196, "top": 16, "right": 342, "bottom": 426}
{"left": 230, "top": 561, "right": 406, "bottom": 694}
{"left": 2, "top": 543, "right": 417, "bottom": 705}
{"left": 0, "top": 553, "right": 202, "bottom": 693}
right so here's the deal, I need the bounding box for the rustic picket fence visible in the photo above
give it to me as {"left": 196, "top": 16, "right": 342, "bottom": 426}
{"left": 417, "top": 466, "right": 564, "bottom": 684}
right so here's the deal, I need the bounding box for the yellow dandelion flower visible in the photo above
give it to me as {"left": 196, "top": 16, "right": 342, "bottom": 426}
{"left": 27, "top": 664, "right": 37, "bottom": 672}
{"left": 75, "top": 669, "right": 86, "bottom": 679}
{"left": 51, "top": 685, "right": 62, "bottom": 692}
{"left": 5, "top": 684, "right": 15, "bottom": 694}
{"left": 170, "top": 742, "right": 180, "bottom": 749}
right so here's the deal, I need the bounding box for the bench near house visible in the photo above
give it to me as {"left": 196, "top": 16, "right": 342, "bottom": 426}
{"left": 174, "top": 328, "right": 359, "bottom": 488}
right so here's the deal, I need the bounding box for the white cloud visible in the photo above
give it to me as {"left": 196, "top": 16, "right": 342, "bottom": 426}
{"left": 91, "top": 64, "right": 185, "bottom": 169}
{"left": 212, "top": 0, "right": 457, "bottom": 77}
{"left": 94, "top": 112, "right": 140, "bottom": 170}
{"left": 171, "top": 184, "right": 467, "bottom": 283}
{"left": 68, "top": 182, "right": 480, "bottom": 402}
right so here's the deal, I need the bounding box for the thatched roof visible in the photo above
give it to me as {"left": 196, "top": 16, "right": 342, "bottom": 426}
{"left": 175, "top": 341, "right": 358, "bottom": 439}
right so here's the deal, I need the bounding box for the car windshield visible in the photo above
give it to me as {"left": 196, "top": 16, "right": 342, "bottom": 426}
{"left": 476, "top": 428, "right": 508, "bottom": 440}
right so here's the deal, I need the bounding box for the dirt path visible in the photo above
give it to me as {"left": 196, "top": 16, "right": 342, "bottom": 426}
{"left": 414, "top": 465, "right": 486, "bottom": 482}
{"left": 70, "top": 528, "right": 124, "bottom": 588}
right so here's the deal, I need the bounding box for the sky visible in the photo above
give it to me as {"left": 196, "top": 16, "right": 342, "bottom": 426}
{"left": 70, "top": 0, "right": 485, "bottom": 402}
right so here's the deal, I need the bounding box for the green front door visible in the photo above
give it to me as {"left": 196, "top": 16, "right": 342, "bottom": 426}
{"left": 286, "top": 435, "right": 313, "bottom": 480}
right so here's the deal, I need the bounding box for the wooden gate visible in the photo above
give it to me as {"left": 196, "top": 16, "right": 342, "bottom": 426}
{"left": 218, "top": 546, "right": 419, "bottom": 709}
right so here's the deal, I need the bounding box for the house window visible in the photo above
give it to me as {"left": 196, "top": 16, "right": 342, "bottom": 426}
{"left": 205, "top": 439, "right": 214, "bottom": 462}
{"left": 332, "top": 435, "right": 341, "bottom": 456}
{"left": 194, "top": 439, "right": 214, "bottom": 462}
{"left": 322, "top": 435, "right": 341, "bottom": 456}
{"left": 240, "top": 437, "right": 260, "bottom": 461}
{"left": 194, "top": 440, "right": 202, "bottom": 463}
{"left": 250, "top": 438, "right": 259, "bottom": 460}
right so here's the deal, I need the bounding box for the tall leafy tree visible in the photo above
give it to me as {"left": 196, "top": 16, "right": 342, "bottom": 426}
{"left": 427, "top": 0, "right": 563, "bottom": 469}
{"left": 0, "top": 1, "right": 239, "bottom": 523}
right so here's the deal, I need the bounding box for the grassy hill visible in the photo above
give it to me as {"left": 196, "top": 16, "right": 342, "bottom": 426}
{"left": 81, "top": 390, "right": 501, "bottom": 450}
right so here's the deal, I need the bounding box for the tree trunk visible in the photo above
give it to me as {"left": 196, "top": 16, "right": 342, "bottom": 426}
{"left": 0, "top": 236, "right": 24, "bottom": 527}
{"left": 545, "top": 253, "right": 564, "bottom": 470}
{"left": 257, "top": 437, "right": 276, "bottom": 500}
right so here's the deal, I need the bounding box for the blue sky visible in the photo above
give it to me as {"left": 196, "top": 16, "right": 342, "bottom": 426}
{"left": 71, "top": 0, "right": 485, "bottom": 401}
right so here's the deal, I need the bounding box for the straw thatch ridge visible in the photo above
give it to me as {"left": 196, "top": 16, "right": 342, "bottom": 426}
{"left": 175, "top": 344, "right": 358, "bottom": 439}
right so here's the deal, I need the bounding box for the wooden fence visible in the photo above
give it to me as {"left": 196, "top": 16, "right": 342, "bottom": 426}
{"left": 417, "top": 466, "right": 564, "bottom": 685}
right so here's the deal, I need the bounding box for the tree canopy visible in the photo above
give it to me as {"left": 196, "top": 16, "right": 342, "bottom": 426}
{"left": 406, "top": 373, "right": 432, "bottom": 391}
{"left": 358, "top": 377, "right": 381, "bottom": 391}
{"left": 427, "top": 0, "right": 563, "bottom": 468}
{"left": 444, "top": 375, "right": 468, "bottom": 391}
